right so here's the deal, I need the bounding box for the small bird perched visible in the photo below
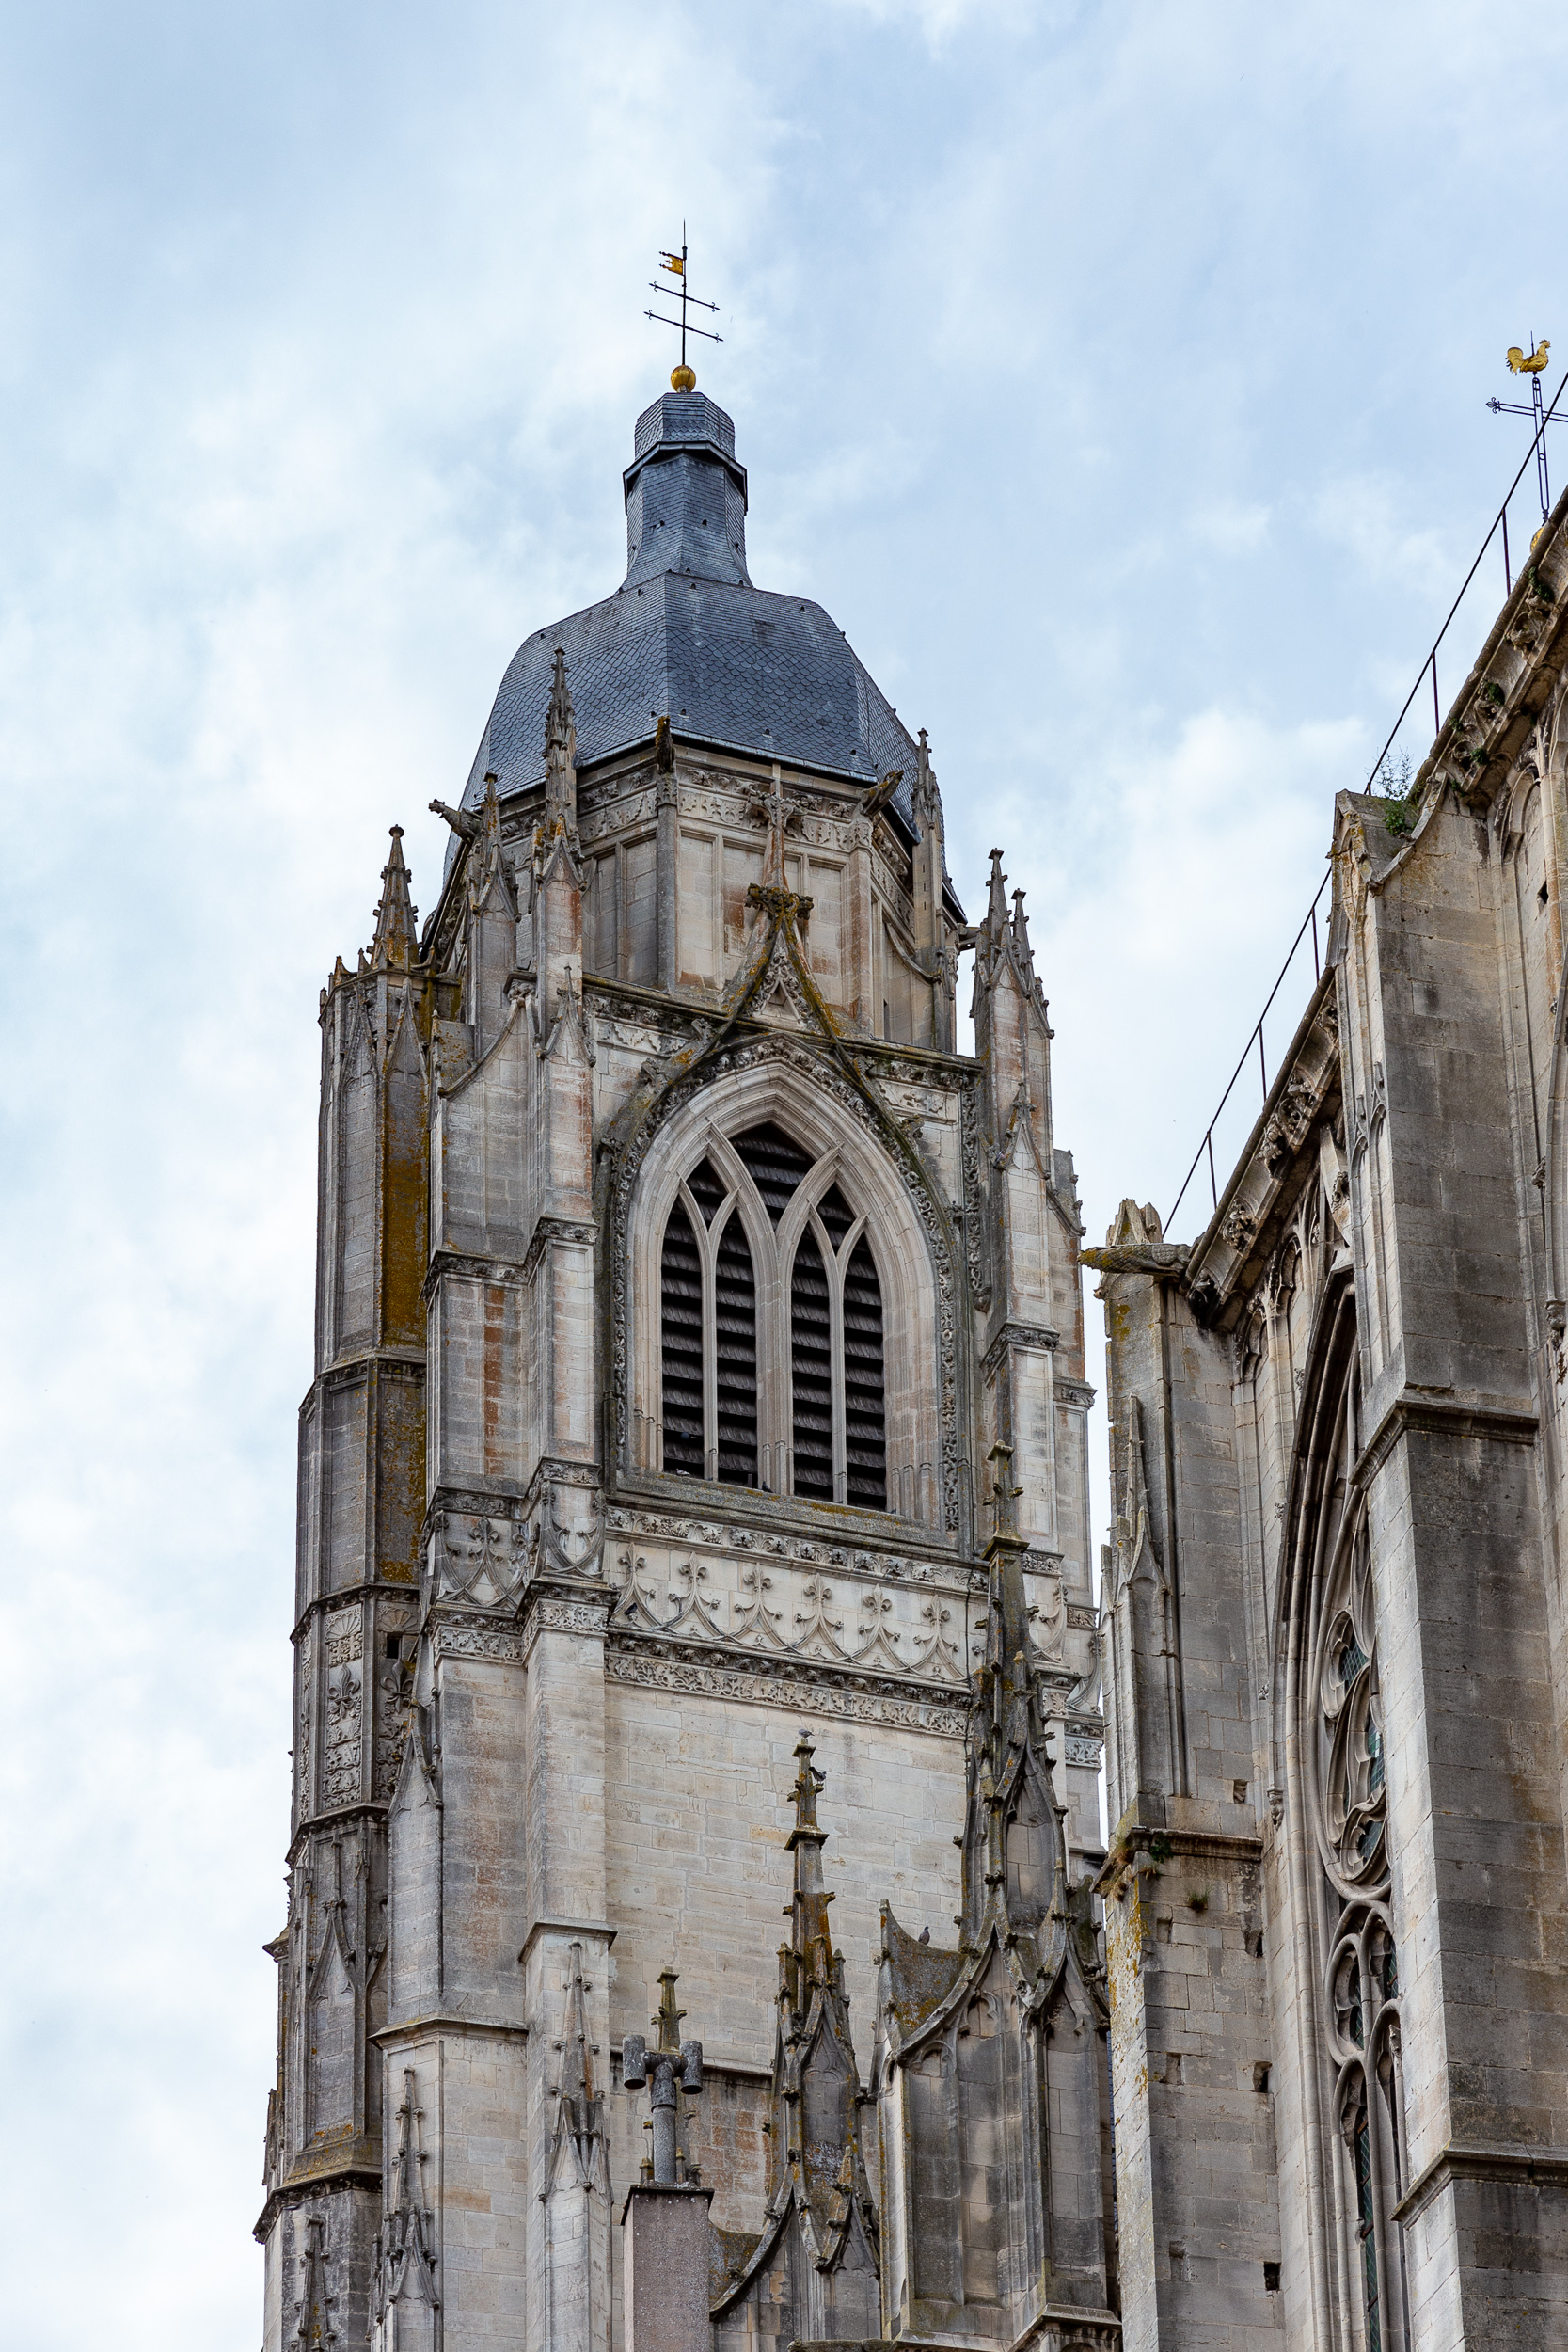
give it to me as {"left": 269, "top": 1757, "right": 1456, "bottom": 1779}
{"left": 1508, "top": 339, "right": 1551, "bottom": 375}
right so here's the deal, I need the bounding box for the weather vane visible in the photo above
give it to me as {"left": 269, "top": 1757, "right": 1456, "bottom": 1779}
{"left": 646, "top": 229, "right": 721, "bottom": 392}
{"left": 1488, "top": 335, "right": 1559, "bottom": 531}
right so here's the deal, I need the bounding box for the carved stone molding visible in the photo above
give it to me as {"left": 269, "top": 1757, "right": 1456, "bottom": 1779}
{"left": 520, "top": 1214, "right": 598, "bottom": 1281}
{"left": 434, "top": 1589, "right": 611, "bottom": 1670}
{"left": 425, "top": 1247, "right": 525, "bottom": 1289}
{"left": 603, "top": 1640, "right": 968, "bottom": 1739}
{"left": 602, "top": 1503, "right": 972, "bottom": 1589}
{"left": 981, "top": 1320, "right": 1061, "bottom": 1381}
{"left": 610, "top": 1542, "right": 972, "bottom": 1681}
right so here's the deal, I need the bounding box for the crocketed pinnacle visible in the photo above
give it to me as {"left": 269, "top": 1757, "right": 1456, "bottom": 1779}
{"left": 371, "top": 826, "right": 419, "bottom": 971}
{"left": 545, "top": 649, "right": 577, "bottom": 807}
{"left": 785, "top": 1734, "right": 834, "bottom": 1979}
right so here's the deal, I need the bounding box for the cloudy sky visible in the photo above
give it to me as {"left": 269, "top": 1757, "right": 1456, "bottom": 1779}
{"left": 4, "top": 0, "right": 1565, "bottom": 2340}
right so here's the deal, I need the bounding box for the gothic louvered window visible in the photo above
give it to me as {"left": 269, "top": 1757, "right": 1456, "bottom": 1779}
{"left": 658, "top": 1201, "right": 705, "bottom": 1476}
{"left": 656, "top": 1120, "right": 886, "bottom": 1509}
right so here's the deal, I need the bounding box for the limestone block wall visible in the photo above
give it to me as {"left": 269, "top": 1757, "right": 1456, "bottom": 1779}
{"left": 1096, "top": 1254, "right": 1282, "bottom": 2352}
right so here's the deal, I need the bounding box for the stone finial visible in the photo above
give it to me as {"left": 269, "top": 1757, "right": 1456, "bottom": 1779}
{"left": 985, "top": 847, "right": 1008, "bottom": 934}
{"left": 467, "top": 778, "right": 515, "bottom": 917}
{"left": 371, "top": 826, "right": 420, "bottom": 971}
{"left": 1011, "top": 888, "right": 1037, "bottom": 981}
{"left": 784, "top": 1735, "right": 835, "bottom": 1984}
{"left": 913, "top": 727, "right": 941, "bottom": 830}
{"left": 545, "top": 647, "right": 578, "bottom": 818}
{"left": 622, "top": 1968, "right": 703, "bottom": 2186}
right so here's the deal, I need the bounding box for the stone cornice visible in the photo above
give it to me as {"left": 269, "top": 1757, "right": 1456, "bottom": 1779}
{"left": 373, "top": 2012, "right": 533, "bottom": 2046}
{"left": 981, "top": 1320, "right": 1060, "bottom": 1382}
{"left": 430, "top": 1586, "right": 612, "bottom": 1670}
{"left": 253, "top": 2159, "right": 382, "bottom": 2247}
{"left": 1352, "top": 1388, "right": 1540, "bottom": 1490}
{"left": 520, "top": 1214, "right": 598, "bottom": 1281}
{"left": 603, "top": 1635, "right": 970, "bottom": 1739}
{"left": 298, "top": 1344, "right": 426, "bottom": 1417}
{"left": 1094, "top": 1819, "right": 1264, "bottom": 1901}
{"left": 1394, "top": 2139, "right": 1568, "bottom": 2228}
{"left": 291, "top": 1582, "right": 420, "bottom": 1649}
{"left": 606, "top": 1475, "right": 968, "bottom": 1566}
{"left": 605, "top": 1498, "right": 978, "bottom": 1589}
{"left": 286, "top": 1796, "right": 392, "bottom": 1866}
{"left": 515, "top": 1916, "right": 617, "bottom": 1965}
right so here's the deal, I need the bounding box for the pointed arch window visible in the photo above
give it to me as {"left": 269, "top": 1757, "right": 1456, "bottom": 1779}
{"left": 1291, "top": 1281, "right": 1410, "bottom": 2352}
{"left": 656, "top": 1120, "right": 886, "bottom": 1507}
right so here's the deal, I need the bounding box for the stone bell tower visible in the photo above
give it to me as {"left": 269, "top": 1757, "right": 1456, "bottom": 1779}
{"left": 256, "top": 381, "right": 1113, "bottom": 2352}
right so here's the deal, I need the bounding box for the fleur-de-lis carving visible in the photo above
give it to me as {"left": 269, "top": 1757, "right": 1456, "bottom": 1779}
{"left": 913, "top": 1601, "right": 963, "bottom": 1681}
{"left": 669, "top": 1557, "right": 728, "bottom": 1642}
{"left": 793, "top": 1577, "right": 846, "bottom": 1657}
{"left": 733, "top": 1564, "right": 784, "bottom": 1647}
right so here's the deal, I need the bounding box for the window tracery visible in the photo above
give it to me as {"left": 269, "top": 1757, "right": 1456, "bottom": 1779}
{"left": 1294, "top": 1283, "right": 1408, "bottom": 2352}
{"left": 656, "top": 1119, "right": 886, "bottom": 1507}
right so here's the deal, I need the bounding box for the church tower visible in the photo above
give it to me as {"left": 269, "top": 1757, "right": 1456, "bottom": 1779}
{"left": 257, "top": 385, "right": 1114, "bottom": 2352}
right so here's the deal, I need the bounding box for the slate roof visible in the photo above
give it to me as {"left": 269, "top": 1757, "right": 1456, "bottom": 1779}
{"left": 456, "top": 391, "right": 938, "bottom": 854}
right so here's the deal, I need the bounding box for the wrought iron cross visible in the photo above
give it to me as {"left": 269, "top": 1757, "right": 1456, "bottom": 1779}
{"left": 645, "top": 230, "right": 721, "bottom": 390}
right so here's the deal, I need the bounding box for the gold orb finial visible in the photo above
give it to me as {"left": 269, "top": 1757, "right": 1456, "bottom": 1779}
{"left": 671, "top": 363, "right": 697, "bottom": 392}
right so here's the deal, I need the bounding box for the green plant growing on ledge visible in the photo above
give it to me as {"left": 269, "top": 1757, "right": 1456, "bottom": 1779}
{"left": 1375, "top": 751, "right": 1420, "bottom": 837}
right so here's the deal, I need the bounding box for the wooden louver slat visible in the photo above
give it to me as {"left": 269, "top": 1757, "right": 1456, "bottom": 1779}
{"left": 790, "top": 1228, "right": 834, "bottom": 1499}
{"left": 713, "top": 1214, "right": 758, "bottom": 1486}
{"left": 842, "top": 1234, "right": 886, "bottom": 1509}
{"left": 659, "top": 1200, "right": 705, "bottom": 1477}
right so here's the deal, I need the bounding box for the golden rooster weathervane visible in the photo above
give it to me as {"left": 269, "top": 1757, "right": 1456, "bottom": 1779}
{"left": 645, "top": 230, "right": 721, "bottom": 392}
{"left": 1489, "top": 333, "right": 1558, "bottom": 532}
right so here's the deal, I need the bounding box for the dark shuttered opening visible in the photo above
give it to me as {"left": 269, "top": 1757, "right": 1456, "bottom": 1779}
{"left": 843, "top": 1234, "right": 886, "bottom": 1508}
{"left": 659, "top": 1200, "right": 705, "bottom": 1476}
{"left": 713, "top": 1214, "right": 758, "bottom": 1486}
{"left": 660, "top": 1122, "right": 887, "bottom": 1509}
{"left": 790, "top": 1229, "right": 834, "bottom": 1497}
{"left": 732, "top": 1122, "right": 814, "bottom": 1222}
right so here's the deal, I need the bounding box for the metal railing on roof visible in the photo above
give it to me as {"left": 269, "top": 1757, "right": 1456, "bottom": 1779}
{"left": 1164, "top": 368, "right": 1568, "bottom": 1237}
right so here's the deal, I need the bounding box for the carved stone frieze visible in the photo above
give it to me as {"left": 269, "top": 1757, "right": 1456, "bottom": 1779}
{"left": 431, "top": 1510, "right": 533, "bottom": 1612}
{"left": 603, "top": 1643, "right": 968, "bottom": 1739}
{"left": 609, "top": 1539, "right": 972, "bottom": 1681}
{"left": 600, "top": 1506, "right": 971, "bottom": 1589}
{"left": 434, "top": 1590, "right": 611, "bottom": 1668}
{"left": 322, "top": 1607, "right": 363, "bottom": 1806}
{"left": 578, "top": 786, "right": 657, "bottom": 844}
{"left": 958, "top": 1069, "right": 990, "bottom": 1309}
